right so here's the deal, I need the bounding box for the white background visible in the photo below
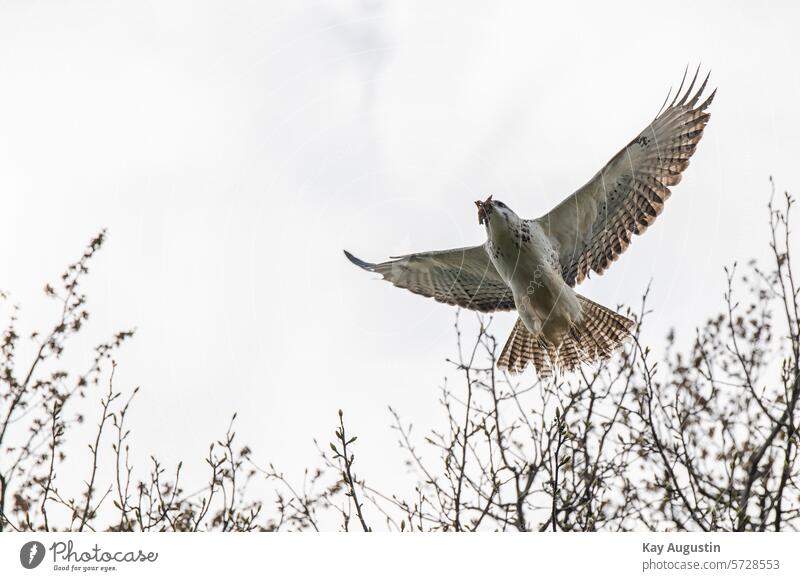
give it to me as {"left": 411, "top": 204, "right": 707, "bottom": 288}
{"left": 1, "top": 532, "right": 798, "bottom": 580}
{"left": 1, "top": 0, "right": 799, "bottom": 521}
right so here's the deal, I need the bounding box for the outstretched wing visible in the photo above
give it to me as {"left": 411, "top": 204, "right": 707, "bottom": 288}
{"left": 344, "top": 245, "right": 514, "bottom": 312}
{"left": 538, "top": 68, "right": 715, "bottom": 287}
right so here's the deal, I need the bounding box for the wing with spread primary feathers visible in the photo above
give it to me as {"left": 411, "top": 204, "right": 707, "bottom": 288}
{"left": 538, "top": 67, "right": 715, "bottom": 287}
{"left": 344, "top": 245, "right": 514, "bottom": 313}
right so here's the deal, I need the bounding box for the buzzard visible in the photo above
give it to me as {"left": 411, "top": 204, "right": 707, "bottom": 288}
{"left": 345, "top": 69, "right": 714, "bottom": 377}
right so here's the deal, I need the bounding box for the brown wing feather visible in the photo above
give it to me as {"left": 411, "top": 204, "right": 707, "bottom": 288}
{"left": 344, "top": 245, "right": 515, "bottom": 313}
{"left": 539, "top": 67, "right": 715, "bottom": 287}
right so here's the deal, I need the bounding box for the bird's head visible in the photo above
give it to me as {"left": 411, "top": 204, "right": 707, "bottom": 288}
{"left": 475, "top": 195, "right": 518, "bottom": 227}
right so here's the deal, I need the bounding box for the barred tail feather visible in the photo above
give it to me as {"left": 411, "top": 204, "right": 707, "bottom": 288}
{"left": 498, "top": 295, "right": 633, "bottom": 377}
{"left": 497, "top": 318, "right": 557, "bottom": 377}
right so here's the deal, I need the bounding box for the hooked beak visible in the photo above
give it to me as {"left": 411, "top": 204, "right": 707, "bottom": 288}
{"left": 475, "top": 195, "right": 493, "bottom": 225}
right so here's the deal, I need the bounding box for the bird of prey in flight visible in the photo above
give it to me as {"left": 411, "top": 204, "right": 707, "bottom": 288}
{"left": 345, "top": 69, "right": 714, "bottom": 377}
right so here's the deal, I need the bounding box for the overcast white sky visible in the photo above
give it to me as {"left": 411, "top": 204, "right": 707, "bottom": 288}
{"left": 2, "top": 1, "right": 800, "bottom": 504}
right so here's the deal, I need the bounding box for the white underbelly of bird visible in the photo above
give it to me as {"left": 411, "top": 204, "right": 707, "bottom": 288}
{"left": 484, "top": 212, "right": 633, "bottom": 377}
{"left": 487, "top": 220, "right": 582, "bottom": 345}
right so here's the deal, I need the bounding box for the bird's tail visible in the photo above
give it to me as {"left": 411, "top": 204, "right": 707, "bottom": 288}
{"left": 497, "top": 295, "right": 634, "bottom": 378}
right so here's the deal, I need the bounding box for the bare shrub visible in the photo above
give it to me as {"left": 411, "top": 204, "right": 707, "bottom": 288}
{"left": 2, "top": 185, "right": 798, "bottom": 531}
